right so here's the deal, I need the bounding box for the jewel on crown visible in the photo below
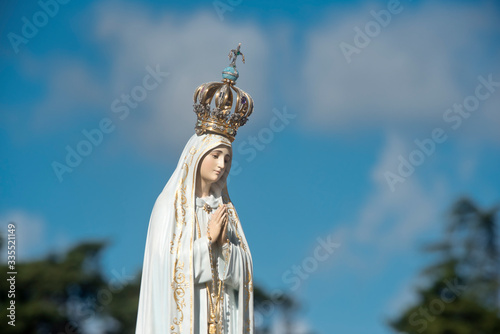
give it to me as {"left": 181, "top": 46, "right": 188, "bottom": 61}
{"left": 193, "top": 43, "right": 254, "bottom": 142}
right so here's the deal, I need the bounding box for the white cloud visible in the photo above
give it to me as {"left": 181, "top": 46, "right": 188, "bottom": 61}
{"left": 29, "top": 59, "right": 108, "bottom": 133}
{"left": 384, "top": 274, "right": 427, "bottom": 320}
{"left": 270, "top": 314, "right": 313, "bottom": 334}
{"left": 321, "top": 134, "right": 449, "bottom": 274}
{"left": 360, "top": 134, "right": 447, "bottom": 247}
{"left": 301, "top": 1, "right": 500, "bottom": 139}
{"left": 0, "top": 210, "right": 74, "bottom": 262}
{"left": 0, "top": 210, "right": 46, "bottom": 262}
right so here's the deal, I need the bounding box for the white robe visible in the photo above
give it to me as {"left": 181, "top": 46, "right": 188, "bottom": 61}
{"left": 193, "top": 193, "right": 241, "bottom": 333}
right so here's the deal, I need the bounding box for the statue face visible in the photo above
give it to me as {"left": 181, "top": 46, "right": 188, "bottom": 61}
{"left": 199, "top": 145, "right": 232, "bottom": 184}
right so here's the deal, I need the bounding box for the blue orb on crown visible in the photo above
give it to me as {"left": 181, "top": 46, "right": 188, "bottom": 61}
{"left": 222, "top": 66, "right": 239, "bottom": 82}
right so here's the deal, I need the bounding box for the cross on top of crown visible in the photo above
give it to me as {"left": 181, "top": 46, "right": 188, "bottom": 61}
{"left": 228, "top": 43, "right": 245, "bottom": 67}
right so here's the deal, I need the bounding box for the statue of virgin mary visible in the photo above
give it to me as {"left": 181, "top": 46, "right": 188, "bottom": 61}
{"left": 135, "top": 44, "right": 255, "bottom": 334}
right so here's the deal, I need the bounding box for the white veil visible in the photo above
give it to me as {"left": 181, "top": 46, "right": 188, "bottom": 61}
{"left": 135, "top": 132, "right": 254, "bottom": 333}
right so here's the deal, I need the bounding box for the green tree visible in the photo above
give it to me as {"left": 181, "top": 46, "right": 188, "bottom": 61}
{"left": 253, "top": 285, "right": 301, "bottom": 334}
{"left": 1, "top": 241, "right": 112, "bottom": 333}
{"left": 389, "top": 197, "right": 500, "bottom": 333}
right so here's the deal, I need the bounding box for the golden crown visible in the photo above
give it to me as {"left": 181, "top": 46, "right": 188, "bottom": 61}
{"left": 193, "top": 43, "right": 254, "bottom": 142}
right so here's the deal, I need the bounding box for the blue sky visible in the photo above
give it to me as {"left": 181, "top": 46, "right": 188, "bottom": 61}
{"left": 1, "top": 0, "right": 500, "bottom": 333}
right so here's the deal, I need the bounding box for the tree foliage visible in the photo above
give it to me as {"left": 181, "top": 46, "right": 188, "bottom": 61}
{"left": 389, "top": 197, "right": 500, "bottom": 334}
